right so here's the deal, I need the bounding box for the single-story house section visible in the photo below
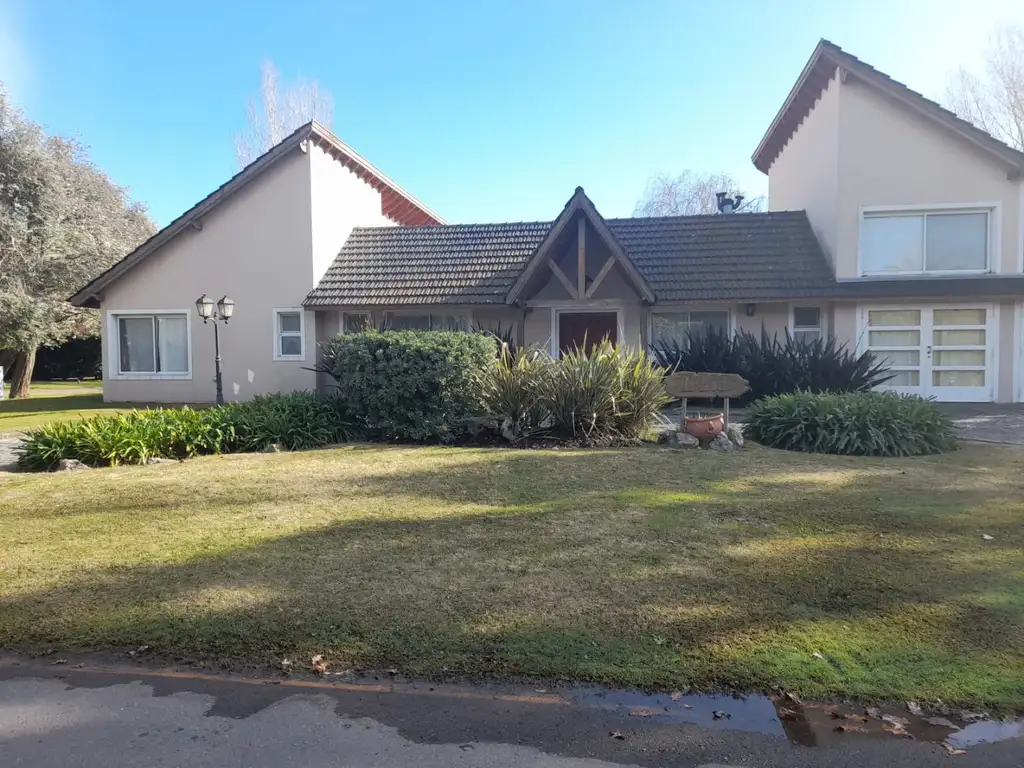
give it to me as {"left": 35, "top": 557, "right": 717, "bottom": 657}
{"left": 71, "top": 39, "right": 1024, "bottom": 403}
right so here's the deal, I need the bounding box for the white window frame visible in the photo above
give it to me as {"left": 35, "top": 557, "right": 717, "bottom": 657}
{"left": 272, "top": 308, "right": 306, "bottom": 362}
{"left": 789, "top": 305, "right": 826, "bottom": 342}
{"left": 382, "top": 310, "right": 471, "bottom": 331}
{"left": 550, "top": 305, "right": 625, "bottom": 358}
{"left": 857, "top": 203, "right": 1000, "bottom": 277}
{"left": 647, "top": 307, "right": 734, "bottom": 349}
{"left": 107, "top": 309, "right": 193, "bottom": 380}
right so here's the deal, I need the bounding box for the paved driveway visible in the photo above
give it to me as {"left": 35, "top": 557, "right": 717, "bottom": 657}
{"left": 940, "top": 404, "right": 1024, "bottom": 446}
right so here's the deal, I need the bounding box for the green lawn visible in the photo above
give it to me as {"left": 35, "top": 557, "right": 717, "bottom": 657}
{"left": 29, "top": 380, "right": 104, "bottom": 391}
{"left": 0, "top": 393, "right": 136, "bottom": 433}
{"left": 1, "top": 443, "right": 1021, "bottom": 708}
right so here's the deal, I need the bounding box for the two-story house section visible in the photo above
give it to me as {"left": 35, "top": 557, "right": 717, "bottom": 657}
{"left": 757, "top": 40, "right": 1024, "bottom": 403}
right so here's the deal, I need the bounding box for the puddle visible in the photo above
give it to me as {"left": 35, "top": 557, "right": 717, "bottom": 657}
{"left": 564, "top": 685, "right": 1022, "bottom": 750}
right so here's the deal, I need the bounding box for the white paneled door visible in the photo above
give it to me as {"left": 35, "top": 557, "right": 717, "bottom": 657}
{"left": 861, "top": 305, "right": 996, "bottom": 402}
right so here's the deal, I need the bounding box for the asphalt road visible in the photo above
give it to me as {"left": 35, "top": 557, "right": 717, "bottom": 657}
{"left": 0, "top": 662, "right": 1021, "bottom": 767}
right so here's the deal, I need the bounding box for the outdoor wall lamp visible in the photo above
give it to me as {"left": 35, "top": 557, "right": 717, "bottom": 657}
{"left": 195, "top": 294, "right": 235, "bottom": 405}
{"left": 745, "top": 303, "right": 758, "bottom": 317}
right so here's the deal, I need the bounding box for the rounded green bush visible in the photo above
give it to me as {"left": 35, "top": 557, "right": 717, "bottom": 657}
{"left": 744, "top": 391, "right": 957, "bottom": 456}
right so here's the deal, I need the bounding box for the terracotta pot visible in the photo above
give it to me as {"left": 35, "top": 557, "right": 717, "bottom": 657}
{"left": 684, "top": 413, "right": 725, "bottom": 440}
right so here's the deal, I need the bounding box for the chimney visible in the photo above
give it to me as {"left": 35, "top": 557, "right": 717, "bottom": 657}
{"left": 716, "top": 192, "right": 734, "bottom": 214}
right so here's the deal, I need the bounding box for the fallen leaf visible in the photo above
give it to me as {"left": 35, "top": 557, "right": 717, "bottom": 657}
{"left": 629, "top": 707, "right": 657, "bottom": 718}
{"left": 681, "top": 704, "right": 693, "bottom": 709}
{"left": 712, "top": 710, "right": 731, "bottom": 720}
{"left": 828, "top": 710, "right": 843, "bottom": 719}
{"left": 844, "top": 714, "right": 870, "bottom": 723}
{"left": 778, "top": 707, "right": 800, "bottom": 720}
{"left": 981, "top": 534, "right": 994, "bottom": 541}
{"left": 71, "top": 663, "right": 85, "bottom": 669}
{"left": 926, "top": 717, "right": 960, "bottom": 730}
{"left": 670, "top": 691, "right": 682, "bottom": 701}
{"left": 311, "top": 654, "right": 327, "bottom": 675}
{"left": 865, "top": 707, "right": 883, "bottom": 719}
{"left": 534, "top": 689, "right": 547, "bottom": 694}
{"left": 812, "top": 651, "right": 824, "bottom": 660}
{"left": 941, "top": 743, "right": 967, "bottom": 756}
{"left": 783, "top": 691, "right": 803, "bottom": 705}
{"left": 959, "top": 711, "right": 988, "bottom": 723}
{"left": 609, "top": 731, "right": 625, "bottom": 740}
{"left": 834, "top": 724, "right": 867, "bottom": 733}
{"left": 907, "top": 701, "right": 924, "bottom": 716}
{"left": 882, "top": 714, "right": 911, "bottom": 727}
{"left": 49, "top": 659, "right": 67, "bottom": 665}
{"left": 280, "top": 658, "right": 293, "bottom": 673}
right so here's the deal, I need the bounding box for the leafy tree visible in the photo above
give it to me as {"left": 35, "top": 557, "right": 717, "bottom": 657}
{"left": 634, "top": 171, "right": 764, "bottom": 216}
{"left": 0, "top": 87, "right": 154, "bottom": 398}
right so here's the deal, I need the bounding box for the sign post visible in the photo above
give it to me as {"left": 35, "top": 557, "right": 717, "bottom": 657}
{"left": 663, "top": 372, "right": 750, "bottom": 427}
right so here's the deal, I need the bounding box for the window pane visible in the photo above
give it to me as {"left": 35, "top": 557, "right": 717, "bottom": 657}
{"left": 343, "top": 313, "right": 370, "bottom": 333}
{"left": 869, "top": 330, "right": 920, "bottom": 346}
{"left": 925, "top": 213, "right": 987, "bottom": 271}
{"left": 389, "top": 315, "right": 430, "bottom": 331}
{"left": 862, "top": 216, "right": 923, "bottom": 273}
{"left": 933, "top": 370, "right": 985, "bottom": 387}
{"left": 875, "top": 349, "right": 920, "bottom": 366}
{"left": 279, "top": 312, "right": 301, "bottom": 333}
{"left": 934, "top": 329, "right": 986, "bottom": 346}
{"left": 431, "top": 314, "right": 468, "bottom": 331}
{"left": 793, "top": 307, "right": 820, "bottom": 328}
{"left": 887, "top": 371, "right": 920, "bottom": 387}
{"left": 933, "top": 308, "right": 986, "bottom": 326}
{"left": 688, "top": 311, "right": 729, "bottom": 335}
{"left": 793, "top": 329, "right": 821, "bottom": 343}
{"left": 868, "top": 309, "right": 921, "bottom": 326}
{"left": 118, "top": 317, "right": 155, "bottom": 373}
{"left": 157, "top": 316, "right": 188, "bottom": 373}
{"left": 280, "top": 336, "right": 302, "bottom": 356}
{"left": 934, "top": 350, "right": 986, "bottom": 366}
{"left": 651, "top": 313, "right": 689, "bottom": 345}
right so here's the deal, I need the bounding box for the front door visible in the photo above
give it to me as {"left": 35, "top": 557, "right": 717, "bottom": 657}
{"left": 558, "top": 312, "right": 618, "bottom": 356}
{"left": 862, "top": 306, "right": 995, "bottom": 402}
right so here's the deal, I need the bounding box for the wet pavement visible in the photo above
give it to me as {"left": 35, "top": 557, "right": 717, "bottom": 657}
{"left": 0, "top": 657, "right": 1020, "bottom": 767}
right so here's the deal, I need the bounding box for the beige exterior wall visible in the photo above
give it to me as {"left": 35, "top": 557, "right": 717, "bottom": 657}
{"left": 836, "top": 80, "right": 1023, "bottom": 279}
{"left": 100, "top": 146, "right": 390, "bottom": 403}
{"left": 768, "top": 73, "right": 841, "bottom": 266}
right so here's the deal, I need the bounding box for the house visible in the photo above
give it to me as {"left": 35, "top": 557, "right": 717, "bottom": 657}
{"left": 71, "top": 39, "right": 1024, "bottom": 404}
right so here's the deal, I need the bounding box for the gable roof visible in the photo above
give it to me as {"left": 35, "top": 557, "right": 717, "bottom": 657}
{"left": 304, "top": 208, "right": 838, "bottom": 306}
{"left": 69, "top": 121, "right": 443, "bottom": 309}
{"left": 505, "top": 186, "right": 656, "bottom": 304}
{"left": 753, "top": 39, "right": 1024, "bottom": 175}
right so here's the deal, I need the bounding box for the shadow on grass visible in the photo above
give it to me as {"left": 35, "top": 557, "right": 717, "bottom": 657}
{"left": 2, "top": 445, "right": 1022, "bottom": 704}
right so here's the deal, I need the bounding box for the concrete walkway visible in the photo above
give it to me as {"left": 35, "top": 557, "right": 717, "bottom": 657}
{"left": 938, "top": 404, "right": 1024, "bottom": 446}
{"left": 0, "top": 435, "right": 21, "bottom": 471}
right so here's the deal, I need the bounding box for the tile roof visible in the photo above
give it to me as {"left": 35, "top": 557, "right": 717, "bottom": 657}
{"left": 305, "top": 210, "right": 839, "bottom": 306}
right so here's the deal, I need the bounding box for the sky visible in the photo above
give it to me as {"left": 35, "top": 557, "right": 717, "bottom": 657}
{"left": 3, "top": 0, "right": 1024, "bottom": 227}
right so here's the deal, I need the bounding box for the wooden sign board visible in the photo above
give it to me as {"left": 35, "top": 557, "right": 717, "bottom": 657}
{"left": 664, "top": 371, "right": 750, "bottom": 400}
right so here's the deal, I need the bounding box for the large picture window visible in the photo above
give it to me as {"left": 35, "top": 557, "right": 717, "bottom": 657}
{"left": 861, "top": 210, "right": 990, "bottom": 275}
{"left": 115, "top": 313, "right": 189, "bottom": 376}
{"left": 650, "top": 311, "right": 729, "bottom": 347}
{"left": 384, "top": 313, "right": 469, "bottom": 331}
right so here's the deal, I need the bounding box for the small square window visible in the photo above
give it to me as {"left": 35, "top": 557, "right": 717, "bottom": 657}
{"left": 792, "top": 307, "right": 822, "bottom": 343}
{"left": 275, "top": 310, "right": 304, "bottom": 360}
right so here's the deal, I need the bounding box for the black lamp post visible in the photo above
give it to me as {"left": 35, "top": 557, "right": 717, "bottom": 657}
{"left": 195, "top": 294, "right": 235, "bottom": 405}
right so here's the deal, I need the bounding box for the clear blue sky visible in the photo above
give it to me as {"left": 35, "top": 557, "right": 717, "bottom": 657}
{"left": 3, "top": 0, "right": 1023, "bottom": 227}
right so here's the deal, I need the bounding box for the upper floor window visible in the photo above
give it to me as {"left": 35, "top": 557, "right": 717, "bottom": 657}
{"left": 860, "top": 210, "right": 990, "bottom": 275}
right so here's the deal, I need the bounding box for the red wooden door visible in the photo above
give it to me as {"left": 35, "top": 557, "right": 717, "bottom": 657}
{"left": 558, "top": 312, "right": 618, "bottom": 355}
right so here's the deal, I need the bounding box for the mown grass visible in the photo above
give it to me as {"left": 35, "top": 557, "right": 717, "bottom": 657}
{"left": 1, "top": 393, "right": 143, "bottom": 433}
{"left": 0, "top": 442, "right": 1021, "bottom": 708}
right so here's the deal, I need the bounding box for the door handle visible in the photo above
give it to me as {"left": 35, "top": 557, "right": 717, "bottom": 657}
{"left": 926, "top": 345, "right": 932, "bottom": 358}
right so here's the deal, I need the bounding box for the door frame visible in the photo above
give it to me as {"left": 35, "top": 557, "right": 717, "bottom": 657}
{"left": 550, "top": 306, "right": 624, "bottom": 358}
{"left": 856, "top": 302, "right": 999, "bottom": 402}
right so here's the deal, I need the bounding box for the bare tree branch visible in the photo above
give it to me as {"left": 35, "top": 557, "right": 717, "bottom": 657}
{"left": 634, "top": 171, "right": 764, "bottom": 217}
{"left": 233, "top": 60, "right": 335, "bottom": 167}
{"left": 945, "top": 25, "right": 1024, "bottom": 151}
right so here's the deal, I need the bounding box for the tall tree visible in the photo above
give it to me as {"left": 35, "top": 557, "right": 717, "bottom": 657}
{"left": 233, "top": 60, "right": 335, "bottom": 167}
{"left": 0, "top": 88, "right": 154, "bottom": 398}
{"left": 945, "top": 25, "right": 1024, "bottom": 151}
{"left": 634, "top": 171, "right": 764, "bottom": 217}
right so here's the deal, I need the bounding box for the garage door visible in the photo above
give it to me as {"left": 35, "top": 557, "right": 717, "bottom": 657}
{"left": 862, "top": 305, "right": 996, "bottom": 402}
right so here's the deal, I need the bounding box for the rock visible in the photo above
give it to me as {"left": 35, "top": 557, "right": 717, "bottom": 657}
{"left": 670, "top": 431, "right": 700, "bottom": 449}
{"left": 262, "top": 443, "right": 283, "bottom": 453}
{"left": 726, "top": 423, "right": 745, "bottom": 448}
{"left": 708, "top": 432, "right": 733, "bottom": 452}
{"left": 57, "top": 458, "right": 89, "bottom": 471}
